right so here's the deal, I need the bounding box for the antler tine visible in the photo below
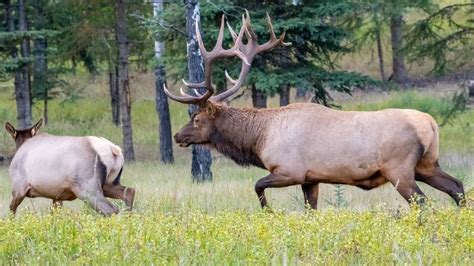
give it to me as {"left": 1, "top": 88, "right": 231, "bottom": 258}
{"left": 211, "top": 14, "right": 226, "bottom": 53}
{"left": 179, "top": 87, "right": 193, "bottom": 97}
{"left": 256, "top": 13, "right": 291, "bottom": 53}
{"left": 243, "top": 9, "right": 257, "bottom": 40}
{"left": 266, "top": 13, "right": 277, "bottom": 41}
{"left": 182, "top": 79, "right": 205, "bottom": 88}
{"left": 194, "top": 89, "right": 204, "bottom": 97}
{"left": 178, "top": 86, "right": 205, "bottom": 98}
{"left": 210, "top": 63, "right": 251, "bottom": 102}
{"left": 163, "top": 83, "right": 210, "bottom": 105}
{"left": 225, "top": 70, "right": 237, "bottom": 85}
{"left": 195, "top": 19, "right": 208, "bottom": 57}
{"left": 226, "top": 21, "right": 237, "bottom": 42}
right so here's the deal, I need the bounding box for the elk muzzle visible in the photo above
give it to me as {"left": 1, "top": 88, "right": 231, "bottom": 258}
{"left": 174, "top": 132, "right": 191, "bottom": 147}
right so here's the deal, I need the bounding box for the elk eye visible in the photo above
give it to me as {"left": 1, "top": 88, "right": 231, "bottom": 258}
{"left": 194, "top": 118, "right": 200, "bottom": 123}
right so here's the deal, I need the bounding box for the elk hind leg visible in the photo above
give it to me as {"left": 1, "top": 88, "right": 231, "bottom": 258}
{"left": 9, "top": 191, "right": 26, "bottom": 215}
{"left": 416, "top": 164, "right": 465, "bottom": 206}
{"left": 301, "top": 183, "right": 319, "bottom": 209}
{"left": 9, "top": 180, "right": 29, "bottom": 214}
{"left": 103, "top": 183, "right": 136, "bottom": 211}
{"left": 72, "top": 184, "right": 118, "bottom": 216}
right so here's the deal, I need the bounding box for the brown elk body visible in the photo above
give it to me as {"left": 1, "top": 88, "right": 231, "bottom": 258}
{"left": 5, "top": 119, "right": 135, "bottom": 215}
{"left": 166, "top": 12, "right": 465, "bottom": 209}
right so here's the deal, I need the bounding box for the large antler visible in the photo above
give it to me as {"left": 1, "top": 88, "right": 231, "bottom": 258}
{"left": 164, "top": 11, "right": 289, "bottom": 106}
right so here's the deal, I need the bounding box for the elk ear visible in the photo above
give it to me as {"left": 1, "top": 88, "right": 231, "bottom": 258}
{"left": 5, "top": 122, "right": 17, "bottom": 139}
{"left": 206, "top": 103, "right": 218, "bottom": 118}
{"left": 30, "top": 119, "right": 43, "bottom": 136}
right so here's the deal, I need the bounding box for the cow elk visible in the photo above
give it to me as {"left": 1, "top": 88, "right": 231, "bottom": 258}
{"left": 5, "top": 119, "right": 135, "bottom": 215}
{"left": 165, "top": 12, "right": 465, "bottom": 209}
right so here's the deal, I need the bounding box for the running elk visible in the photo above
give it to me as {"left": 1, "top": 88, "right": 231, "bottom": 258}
{"left": 165, "top": 12, "right": 465, "bottom": 209}
{"left": 5, "top": 119, "right": 135, "bottom": 215}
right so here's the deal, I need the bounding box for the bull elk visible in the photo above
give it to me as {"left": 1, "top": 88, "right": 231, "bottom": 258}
{"left": 165, "top": 12, "right": 465, "bottom": 209}
{"left": 5, "top": 119, "right": 135, "bottom": 215}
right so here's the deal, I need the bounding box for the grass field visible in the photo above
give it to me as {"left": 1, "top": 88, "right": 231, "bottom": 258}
{"left": 0, "top": 79, "right": 473, "bottom": 263}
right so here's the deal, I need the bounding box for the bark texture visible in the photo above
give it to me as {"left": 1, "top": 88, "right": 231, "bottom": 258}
{"left": 116, "top": 0, "right": 135, "bottom": 161}
{"left": 153, "top": 1, "right": 174, "bottom": 164}
{"left": 185, "top": 0, "right": 212, "bottom": 182}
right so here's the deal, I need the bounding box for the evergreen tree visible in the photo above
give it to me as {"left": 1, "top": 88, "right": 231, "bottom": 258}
{"left": 405, "top": 3, "right": 474, "bottom": 76}
{"left": 156, "top": 0, "right": 374, "bottom": 107}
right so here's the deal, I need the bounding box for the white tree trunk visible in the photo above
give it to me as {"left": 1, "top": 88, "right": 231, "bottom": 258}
{"left": 153, "top": 1, "right": 174, "bottom": 164}
{"left": 185, "top": 0, "right": 212, "bottom": 182}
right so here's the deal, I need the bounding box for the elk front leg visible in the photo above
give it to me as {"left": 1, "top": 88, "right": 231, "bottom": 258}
{"left": 103, "top": 183, "right": 136, "bottom": 211}
{"left": 301, "top": 183, "right": 319, "bottom": 209}
{"left": 255, "top": 173, "right": 302, "bottom": 209}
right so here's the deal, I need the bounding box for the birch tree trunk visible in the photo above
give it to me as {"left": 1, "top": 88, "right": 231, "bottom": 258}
{"left": 185, "top": 0, "right": 212, "bottom": 182}
{"left": 153, "top": 1, "right": 174, "bottom": 164}
{"left": 116, "top": 0, "right": 135, "bottom": 161}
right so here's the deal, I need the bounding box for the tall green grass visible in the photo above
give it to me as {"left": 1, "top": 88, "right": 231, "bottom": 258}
{"left": 0, "top": 208, "right": 472, "bottom": 264}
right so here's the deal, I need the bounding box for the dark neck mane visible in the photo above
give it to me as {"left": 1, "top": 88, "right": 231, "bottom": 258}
{"left": 208, "top": 106, "right": 268, "bottom": 169}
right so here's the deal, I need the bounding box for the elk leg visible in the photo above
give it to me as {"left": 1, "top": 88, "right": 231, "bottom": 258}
{"left": 301, "top": 183, "right": 319, "bottom": 209}
{"left": 415, "top": 166, "right": 465, "bottom": 206}
{"left": 82, "top": 192, "right": 118, "bottom": 216}
{"left": 9, "top": 193, "right": 26, "bottom": 215}
{"left": 255, "top": 173, "right": 302, "bottom": 209}
{"left": 103, "top": 183, "right": 136, "bottom": 211}
{"left": 384, "top": 168, "right": 426, "bottom": 205}
{"left": 72, "top": 185, "right": 118, "bottom": 216}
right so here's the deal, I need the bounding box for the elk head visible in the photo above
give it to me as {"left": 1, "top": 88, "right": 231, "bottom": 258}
{"left": 165, "top": 11, "right": 289, "bottom": 147}
{"left": 5, "top": 119, "right": 43, "bottom": 149}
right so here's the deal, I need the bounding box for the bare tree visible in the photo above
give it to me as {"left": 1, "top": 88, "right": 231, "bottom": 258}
{"left": 390, "top": 14, "right": 408, "bottom": 84}
{"left": 153, "top": 0, "right": 174, "bottom": 164}
{"left": 184, "top": 0, "right": 212, "bottom": 182}
{"left": 109, "top": 64, "right": 120, "bottom": 126}
{"left": 116, "top": 0, "right": 135, "bottom": 161}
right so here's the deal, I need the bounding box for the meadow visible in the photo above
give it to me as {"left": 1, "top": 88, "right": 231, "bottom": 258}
{"left": 0, "top": 76, "right": 473, "bottom": 264}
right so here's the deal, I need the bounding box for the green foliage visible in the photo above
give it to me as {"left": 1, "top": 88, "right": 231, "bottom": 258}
{"left": 146, "top": 0, "right": 375, "bottom": 105}
{"left": 405, "top": 3, "right": 474, "bottom": 75}
{"left": 326, "top": 184, "right": 349, "bottom": 208}
{"left": 348, "top": 90, "right": 467, "bottom": 126}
